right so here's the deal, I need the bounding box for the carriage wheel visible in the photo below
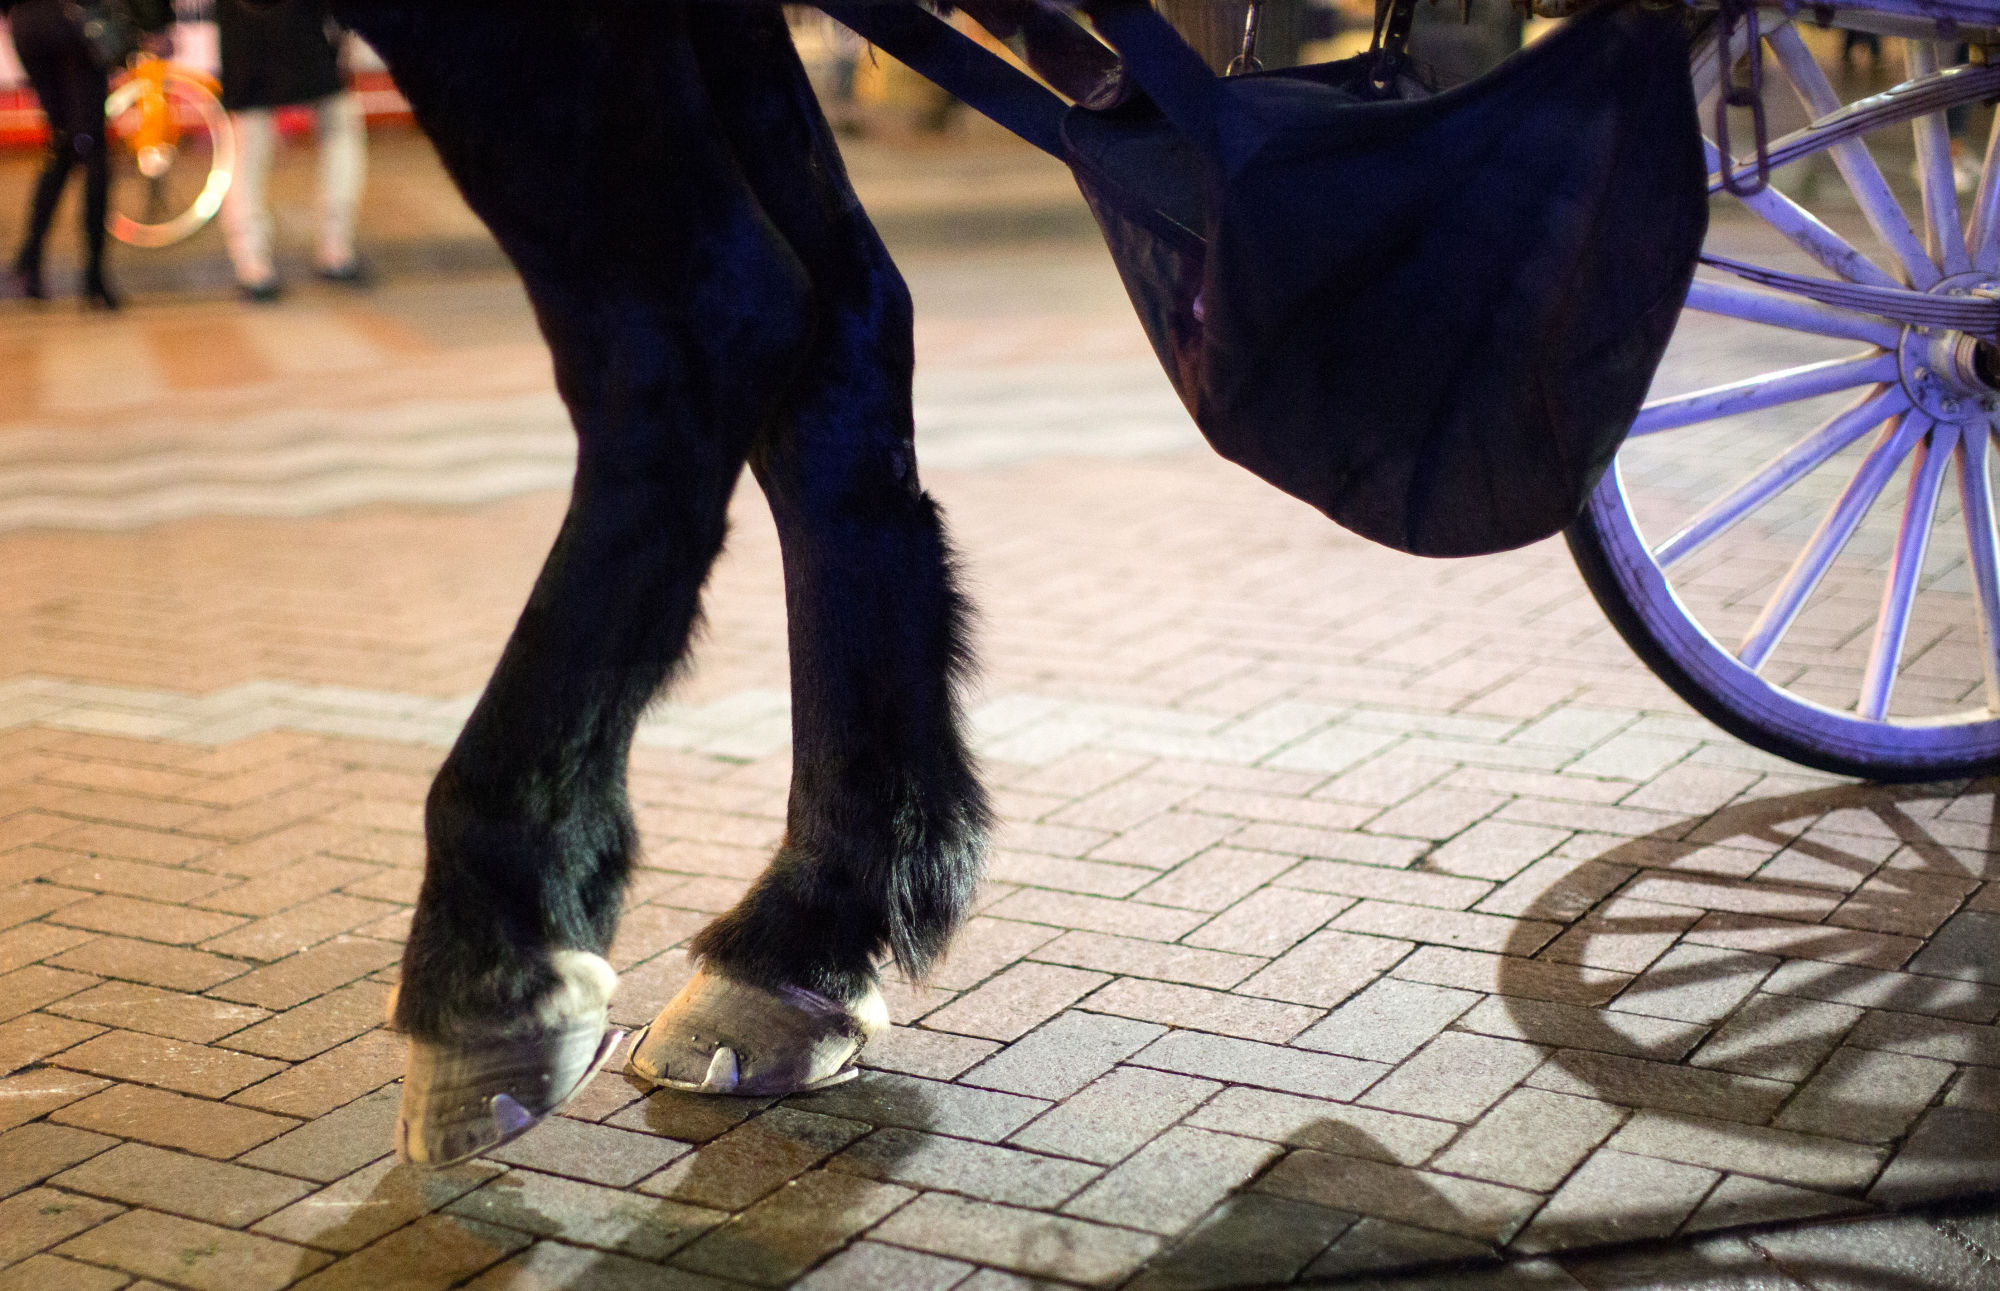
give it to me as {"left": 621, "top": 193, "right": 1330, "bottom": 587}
{"left": 105, "top": 67, "right": 234, "bottom": 249}
{"left": 1568, "top": 20, "right": 2000, "bottom": 781}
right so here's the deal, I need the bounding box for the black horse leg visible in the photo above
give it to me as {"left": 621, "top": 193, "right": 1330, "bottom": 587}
{"left": 637, "top": 9, "right": 988, "bottom": 1073}
{"left": 333, "top": 2, "right": 814, "bottom": 1082}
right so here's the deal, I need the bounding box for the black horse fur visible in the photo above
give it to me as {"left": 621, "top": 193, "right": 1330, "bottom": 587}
{"left": 335, "top": 1, "right": 991, "bottom": 1041}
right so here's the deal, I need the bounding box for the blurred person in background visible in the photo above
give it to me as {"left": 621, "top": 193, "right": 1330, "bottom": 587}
{"left": 216, "top": 0, "right": 364, "bottom": 301}
{"left": 3, "top": 0, "right": 172, "bottom": 308}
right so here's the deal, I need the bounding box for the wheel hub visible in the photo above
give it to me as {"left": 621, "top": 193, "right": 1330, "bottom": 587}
{"left": 1900, "top": 271, "right": 2000, "bottom": 421}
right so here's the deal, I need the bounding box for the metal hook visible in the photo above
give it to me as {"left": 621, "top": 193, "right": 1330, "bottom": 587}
{"left": 1227, "top": 0, "right": 1264, "bottom": 76}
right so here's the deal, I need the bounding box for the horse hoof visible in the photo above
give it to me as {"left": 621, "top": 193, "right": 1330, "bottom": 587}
{"left": 392, "top": 949, "right": 625, "bottom": 1168}
{"left": 626, "top": 967, "right": 886, "bottom": 1097}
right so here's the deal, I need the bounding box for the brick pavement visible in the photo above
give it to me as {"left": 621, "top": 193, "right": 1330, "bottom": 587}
{"left": 4, "top": 136, "right": 2000, "bottom": 1290}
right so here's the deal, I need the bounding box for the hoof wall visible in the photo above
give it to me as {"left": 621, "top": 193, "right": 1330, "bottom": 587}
{"left": 627, "top": 968, "right": 884, "bottom": 1097}
{"left": 393, "top": 950, "right": 623, "bottom": 1169}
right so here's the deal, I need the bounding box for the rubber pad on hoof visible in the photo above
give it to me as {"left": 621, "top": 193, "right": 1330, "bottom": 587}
{"left": 392, "top": 950, "right": 624, "bottom": 1169}
{"left": 626, "top": 967, "right": 886, "bottom": 1097}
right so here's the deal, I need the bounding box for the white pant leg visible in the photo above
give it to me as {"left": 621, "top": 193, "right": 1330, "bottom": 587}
{"left": 221, "top": 107, "right": 278, "bottom": 287}
{"left": 313, "top": 91, "right": 366, "bottom": 271}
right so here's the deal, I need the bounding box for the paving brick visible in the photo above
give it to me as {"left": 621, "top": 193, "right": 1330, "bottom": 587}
{"left": 1304, "top": 1214, "right": 1497, "bottom": 1280}
{"left": 1539, "top": 898, "right": 1703, "bottom": 975}
{"left": 959, "top": 1009, "right": 1163, "bottom": 1099}
{"left": 1234, "top": 928, "right": 1411, "bottom": 1009}
{"left": 869, "top": 1190, "right": 1160, "bottom": 1287}
{"left": 287, "top": 1213, "right": 524, "bottom": 1291}
{"left": 217, "top": 982, "right": 389, "bottom": 1061}
{"left": 0, "top": 1068, "right": 111, "bottom": 1133}
{"left": 788, "top": 1071, "right": 1049, "bottom": 1144}
{"left": 1679, "top": 910, "right": 1919, "bottom": 970}
{"left": 44, "top": 823, "right": 213, "bottom": 867}
{"left": 0, "top": 963, "right": 99, "bottom": 1021}
{"left": 1278, "top": 859, "right": 1492, "bottom": 910}
{"left": 1457, "top": 996, "right": 1704, "bottom": 1062}
{"left": 1258, "top": 1149, "right": 1540, "bottom": 1244}
{"left": 0, "top": 1122, "right": 117, "bottom": 1199}
{"left": 228, "top": 1029, "right": 401, "bottom": 1119}
{"left": 1608, "top": 943, "right": 1778, "bottom": 1026}
{"left": 639, "top": 1107, "right": 868, "bottom": 1212}
{"left": 52, "top": 1029, "right": 286, "bottom": 1098}
{"left": 0, "top": 1009, "right": 101, "bottom": 1073}
{"left": 1392, "top": 945, "right": 1631, "bottom": 1007}
{"left": 792, "top": 1241, "right": 972, "bottom": 1291}
{"left": 920, "top": 962, "right": 1110, "bottom": 1042}
{"left": 48, "top": 937, "right": 249, "bottom": 993}
{"left": 1829, "top": 872, "right": 1977, "bottom": 940}
{"left": 1476, "top": 855, "right": 1634, "bottom": 922}
{"left": 1131, "top": 847, "right": 1302, "bottom": 913}
{"left": 48, "top": 894, "right": 246, "bottom": 945}
{"left": 53, "top": 1141, "right": 314, "bottom": 1226}
{"left": 0, "top": 1254, "right": 132, "bottom": 1291}
{"left": 1088, "top": 813, "right": 1240, "bottom": 870}
{"left": 987, "top": 850, "right": 1157, "bottom": 898}
{"left": 45, "top": 857, "right": 229, "bottom": 904}
{"left": 1684, "top": 1174, "right": 1868, "bottom": 1234}
{"left": 1291, "top": 977, "right": 1479, "bottom": 1063}
{"left": 986, "top": 889, "right": 1206, "bottom": 942}
{"left": 1513, "top": 1148, "right": 1719, "bottom": 1254}
{"left": 1360, "top": 1031, "right": 1547, "bottom": 1123}
{"left": 1029, "top": 930, "right": 1260, "bottom": 989}
{"left": 1773, "top": 1046, "right": 1956, "bottom": 1144}
{"left": 0, "top": 1187, "right": 125, "bottom": 1265}
{"left": 0, "top": 922, "right": 95, "bottom": 976}
{"left": 45, "top": 981, "right": 268, "bottom": 1044}
{"left": 1185, "top": 1087, "right": 1456, "bottom": 1165}
{"left": 204, "top": 937, "right": 402, "bottom": 1011}
{"left": 1870, "top": 1104, "right": 2000, "bottom": 1205}
{"left": 1006, "top": 1065, "right": 1218, "bottom": 1165}
{"left": 446, "top": 1168, "right": 723, "bottom": 1262}
{"left": 1433, "top": 1087, "right": 1626, "bottom": 1192}
{"left": 1846, "top": 1007, "right": 2000, "bottom": 1066}
{"left": 257, "top": 1157, "right": 501, "bottom": 1252}
{"left": 1062, "top": 1125, "right": 1277, "bottom": 1234}
{"left": 1334, "top": 902, "right": 1560, "bottom": 956}
{"left": 1429, "top": 820, "right": 1572, "bottom": 882}
{"left": 1181, "top": 887, "right": 1351, "bottom": 957}
{"left": 1085, "top": 978, "right": 1321, "bottom": 1042}
{"left": 51, "top": 1082, "right": 297, "bottom": 1158}
{"left": 1527, "top": 1051, "right": 1793, "bottom": 1125}
{"left": 833, "top": 1125, "right": 1101, "bottom": 1207}
{"left": 1127, "top": 1192, "right": 1355, "bottom": 1291}
{"left": 480, "top": 1111, "right": 691, "bottom": 1188}
{"left": 674, "top": 1169, "right": 912, "bottom": 1285}
{"left": 857, "top": 1024, "right": 998, "bottom": 1080}
{"left": 195, "top": 859, "right": 384, "bottom": 919}
{"left": 55, "top": 1208, "right": 329, "bottom": 1291}
{"left": 1607, "top": 1110, "right": 1886, "bottom": 1193}
{"left": 924, "top": 917, "right": 1060, "bottom": 992}
{"left": 1762, "top": 958, "right": 2000, "bottom": 1023}
{"left": 236, "top": 1086, "right": 398, "bottom": 1182}
{"left": 1131, "top": 1030, "right": 1382, "bottom": 1100}
{"left": 1689, "top": 993, "right": 1861, "bottom": 1082}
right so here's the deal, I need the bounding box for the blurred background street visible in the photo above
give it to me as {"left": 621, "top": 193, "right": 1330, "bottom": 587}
{"left": 7, "top": 7, "right": 2000, "bottom": 1291}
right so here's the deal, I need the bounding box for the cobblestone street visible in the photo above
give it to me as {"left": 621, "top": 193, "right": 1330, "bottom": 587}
{"left": 6, "top": 119, "right": 2000, "bottom": 1291}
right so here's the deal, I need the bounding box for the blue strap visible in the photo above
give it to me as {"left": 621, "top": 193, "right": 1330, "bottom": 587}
{"left": 819, "top": 3, "right": 1070, "bottom": 159}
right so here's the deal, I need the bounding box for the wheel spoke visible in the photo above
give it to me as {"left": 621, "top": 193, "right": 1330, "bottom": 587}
{"left": 1706, "top": 138, "right": 1903, "bottom": 289}
{"left": 1654, "top": 387, "right": 1907, "bottom": 568}
{"left": 1954, "top": 424, "right": 2000, "bottom": 710}
{"left": 1768, "top": 26, "right": 1939, "bottom": 288}
{"left": 1973, "top": 103, "right": 2000, "bottom": 272}
{"left": 1633, "top": 352, "right": 1899, "bottom": 437}
{"left": 1907, "top": 43, "right": 1971, "bottom": 278}
{"left": 1738, "top": 411, "right": 1931, "bottom": 671}
{"left": 1684, "top": 278, "right": 1903, "bottom": 348}
{"left": 1859, "top": 419, "right": 1951, "bottom": 718}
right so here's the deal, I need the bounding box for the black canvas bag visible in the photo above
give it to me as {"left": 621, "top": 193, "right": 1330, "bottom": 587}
{"left": 829, "top": 1, "right": 1707, "bottom": 557}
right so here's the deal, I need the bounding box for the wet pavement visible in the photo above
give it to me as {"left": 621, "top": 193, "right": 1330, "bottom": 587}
{"left": 2, "top": 98, "right": 2000, "bottom": 1291}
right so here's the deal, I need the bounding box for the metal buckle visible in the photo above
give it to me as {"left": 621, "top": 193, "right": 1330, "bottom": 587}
{"left": 1368, "top": 0, "right": 1421, "bottom": 95}
{"left": 1227, "top": 0, "right": 1264, "bottom": 75}
{"left": 1717, "top": 0, "right": 1772, "bottom": 197}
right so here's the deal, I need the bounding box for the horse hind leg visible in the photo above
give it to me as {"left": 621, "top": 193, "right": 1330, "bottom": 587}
{"left": 335, "top": 1, "right": 815, "bottom": 1163}
{"left": 626, "top": 6, "right": 989, "bottom": 1097}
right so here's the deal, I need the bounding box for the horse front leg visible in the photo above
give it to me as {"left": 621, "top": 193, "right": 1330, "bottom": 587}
{"left": 335, "top": 1, "right": 815, "bottom": 1164}
{"left": 626, "top": 5, "right": 990, "bottom": 1098}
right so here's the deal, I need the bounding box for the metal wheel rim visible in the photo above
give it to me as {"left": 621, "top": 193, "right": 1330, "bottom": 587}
{"left": 1587, "top": 21, "right": 2000, "bottom": 768}
{"left": 105, "top": 70, "right": 235, "bottom": 249}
